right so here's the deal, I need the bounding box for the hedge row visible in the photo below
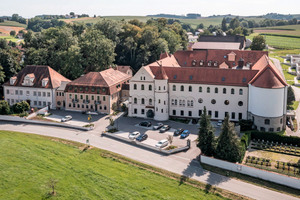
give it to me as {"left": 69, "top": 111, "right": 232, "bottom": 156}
{"left": 259, "top": 33, "right": 300, "bottom": 39}
{"left": 250, "top": 131, "right": 300, "bottom": 146}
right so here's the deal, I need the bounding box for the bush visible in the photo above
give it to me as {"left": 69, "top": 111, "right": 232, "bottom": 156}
{"left": 12, "top": 101, "right": 30, "bottom": 114}
{"left": 250, "top": 131, "right": 300, "bottom": 146}
{"left": 0, "top": 100, "right": 10, "bottom": 115}
{"left": 239, "top": 120, "right": 253, "bottom": 131}
{"left": 241, "top": 132, "right": 251, "bottom": 147}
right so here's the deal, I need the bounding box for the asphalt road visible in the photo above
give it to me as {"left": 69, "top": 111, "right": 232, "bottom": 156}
{"left": 0, "top": 121, "right": 298, "bottom": 200}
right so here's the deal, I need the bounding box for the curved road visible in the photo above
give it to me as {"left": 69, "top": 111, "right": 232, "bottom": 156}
{"left": 0, "top": 122, "right": 299, "bottom": 200}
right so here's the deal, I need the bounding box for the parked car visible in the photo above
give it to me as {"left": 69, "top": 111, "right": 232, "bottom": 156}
{"left": 180, "top": 130, "right": 190, "bottom": 139}
{"left": 86, "top": 111, "right": 99, "bottom": 115}
{"left": 153, "top": 123, "right": 164, "bottom": 130}
{"left": 128, "top": 131, "right": 140, "bottom": 140}
{"left": 155, "top": 139, "right": 169, "bottom": 148}
{"left": 61, "top": 115, "right": 72, "bottom": 122}
{"left": 217, "top": 120, "right": 223, "bottom": 126}
{"left": 136, "top": 133, "right": 148, "bottom": 142}
{"left": 174, "top": 128, "right": 184, "bottom": 136}
{"left": 159, "top": 125, "right": 170, "bottom": 133}
{"left": 139, "top": 121, "right": 152, "bottom": 127}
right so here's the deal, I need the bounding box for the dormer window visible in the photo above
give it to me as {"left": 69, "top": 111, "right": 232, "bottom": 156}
{"left": 214, "top": 61, "right": 218, "bottom": 67}
{"left": 208, "top": 61, "right": 212, "bottom": 67}
{"left": 192, "top": 60, "right": 196, "bottom": 66}
{"left": 10, "top": 76, "right": 17, "bottom": 85}
{"left": 199, "top": 60, "right": 204, "bottom": 66}
{"left": 228, "top": 52, "right": 236, "bottom": 62}
{"left": 42, "top": 78, "right": 49, "bottom": 87}
{"left": 22, "top": 73, "right": 35, "bottom": 86}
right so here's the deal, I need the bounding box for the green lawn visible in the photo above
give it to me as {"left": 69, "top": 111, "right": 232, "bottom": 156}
{"left": 0, "top": 21, "right": 27, "bottom": 28}
{"left": 0, "top": 131, "right": 229, "bottom": 200}
{"left": 0, "top": 35, "right": 22, "bottom": 43}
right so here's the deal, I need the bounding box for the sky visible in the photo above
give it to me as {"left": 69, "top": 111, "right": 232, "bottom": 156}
{"left": 1, "top": 0, "right": 300, "bottom": 18}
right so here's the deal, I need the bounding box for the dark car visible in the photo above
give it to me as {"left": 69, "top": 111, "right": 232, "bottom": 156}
{"left": 159, "top": 125, "right": 170, "bottom": 133}
{"left": 139, "top": 121, "right": 152, "bottom": 127}
{"left": 174, "top": 128, "right": 184, "bottom": 136}
{"left": 180, "top": 130, "right": 190, "bottom": 139}
{"left": 136, "top": 133, "right": 148, "bottom": 142}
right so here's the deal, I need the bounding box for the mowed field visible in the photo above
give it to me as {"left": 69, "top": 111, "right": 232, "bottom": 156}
{"left": 254, "top": 24, "right": 300, "bottom": 37}
{"left": 0, "top": 25, "right": 25, "bottom": 36}
{"left": 0, "top": 131, "right": 229, "bottom": 200}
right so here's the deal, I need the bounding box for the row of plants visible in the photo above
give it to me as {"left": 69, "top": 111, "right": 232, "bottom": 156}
{"left": 245, "top": 156, "right": 271, "bottom": 166}
{"left": 251, "top": 140, "right": 300, "bottom": 156}
{"left": 250, "top": 131, "right": 300, "bottom": 146}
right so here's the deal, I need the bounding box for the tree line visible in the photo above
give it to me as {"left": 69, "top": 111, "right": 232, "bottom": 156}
{"left": 23, "top": 18, "right": 187, "bottom": 80}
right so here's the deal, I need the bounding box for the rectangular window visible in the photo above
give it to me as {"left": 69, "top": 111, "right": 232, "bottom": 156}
{"left": 103, "top": 96, "right": 106, "bottom": 101}
{"left": 57, "top": 92, "right": 59, "bottom": 96}
{"left": 48, "top": 102, "right": 51, "bottom": 106}
{"left": 172, "top": 110, "right": 176, "bottom": 116}
{"left": 33, "top": 91, "right": 37, "bottom": 96}
{"left": 225, "top": 112, "right": 229, "bottom": 117}
{"left": 47, "top": 92, "right": 50, "bottom": 97}
{"left": 80, "top": 95, "right": 83, "bottom": 100}
{"left": 92, "top": 96, "right": 94, "bottom": 100}
{"left": 69, "top": 94, "right": 72, "bottom": 99}
{"left": 34, "top": 101, "right": 37, "bottom": 106}
{"left": 97, "top": 96, "right": 100, "bottom": 101}
{"left": 215, "top": 111, "right": 218, "bottom": 118}
{"left": 181, "top": 110, "right": 184, "bottom": 116}
{"left": 239, "top": 113, "right": 242, "bottom": 120}
{"left": 12, "top": 99, "right": 15, "bottom": 104}
{"left": 134, "top": 109, "right": 137, "bottom": 114}
{"left": 208, "top": 110, "right": 212, "bottom": 116}
{"left": 188, "top": 111, "right": 192, "bottom": 117}
{"left": 38, "top": 101, "right": 41, "bottom": 106}
{"left": 231, "top": 112, "right": 235, "bottom": 119}
{"left": 43, "top": 92, "right": 46, "bottom": 97}
{"left": 38, "top": 92, "right": 41, "bottom": 96}
{"left": 199, "top": 110, "right": 202, "bottom": 116}
{"left": 15, "top": 90, "right": 18, "bottom": 95}
{"left": 43, "top": 101, "right": 46, "bottom": 106}
{"left": 141, "top": 109, "right": 145, "bottom": 114}
{"left": 6, "top": 89, "right": 9, "bottom": 94}
{"left": 20, "top": 90, "right": 23, "bottom": 95}
{"left": 26, "top": 91, "right": 30, "bottom": 96}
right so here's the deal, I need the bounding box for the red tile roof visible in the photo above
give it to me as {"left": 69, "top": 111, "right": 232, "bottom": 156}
{"left": 65, "top": 68, "right": 131, "bottom": 95}
{"left": 154, "top": 66, "right": 168, "bottom": 80}
{"left": 3, "top": 65, "right": 70, "bottom": 89}
{"left": 149, "top": 66, "right": 258, "bottom": 87}
{"left": 173, "top": 50, "right": 268, "bottom": 68}
{"left": 116, "top": 65, "right": 133, "bottom": 74}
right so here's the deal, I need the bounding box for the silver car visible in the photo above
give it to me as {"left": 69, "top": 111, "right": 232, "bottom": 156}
{"left": 155, "top": 139, "right": 168, "bottom": 148}
{"left": 61, "top": 115, "right": 72, "bottom": 122}
{"left": 128, "top": 131, "right": 140, "bottom": 140}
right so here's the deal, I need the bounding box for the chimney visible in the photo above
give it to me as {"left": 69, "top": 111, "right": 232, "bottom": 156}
{"left": 238, "top": 58, "right": 244, "bottom": 68}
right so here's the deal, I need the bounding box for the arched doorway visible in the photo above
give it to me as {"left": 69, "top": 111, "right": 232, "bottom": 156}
{"left": 146, "top": 109, "right": 154, "bottom": 118}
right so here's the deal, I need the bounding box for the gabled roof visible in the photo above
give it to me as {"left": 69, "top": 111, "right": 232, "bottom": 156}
{"left": 173, "top": 50, "right": 268, "bottom": 68}
{"left": 154, "top": 66, "right": 168, "bottom": 80}
{"left": 3, "top": 65, "right": 70, "bottom": 89}
{"left": 116, "top": 65, "right": 133, "bottom": 75}
{"left": 149, "top": 66, "right": 258, "bottom": 87}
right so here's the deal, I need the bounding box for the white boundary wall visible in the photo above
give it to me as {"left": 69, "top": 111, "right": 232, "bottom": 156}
{"left": 201, "top": 155, "right": 300, "bottom": 190}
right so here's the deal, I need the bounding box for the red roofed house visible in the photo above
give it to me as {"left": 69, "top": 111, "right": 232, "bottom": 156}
{"left": 64, "top": 67, "right": 131, "bottom": 114}
{"left": 3, "top": 65, "right": 71, "bottom": 109}
{"left": 128, "top": 50, "right": 288, "bottom": 132}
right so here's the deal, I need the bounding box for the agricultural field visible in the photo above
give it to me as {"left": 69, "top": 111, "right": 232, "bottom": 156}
{"left": 0, "top": 131, "right": 230, "bottom": 200}
{"left": 254, "top": 24, "right": 300, "bottom": 37}
{"left": 0, "top": 21, "right": 27, "bottom": 28}
{"left": 0, "top": 25, "right": 25, "bottom": 36}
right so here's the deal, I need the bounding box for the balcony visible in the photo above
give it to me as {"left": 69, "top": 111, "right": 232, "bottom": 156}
{"left": 72, "top": 99, "right": 79, "bottom": 103}
{"left": 94, "top": 101, "right": 101, "bottom": 105}
{"left": 83, "top": 99, "right": 90, "bottom": 104}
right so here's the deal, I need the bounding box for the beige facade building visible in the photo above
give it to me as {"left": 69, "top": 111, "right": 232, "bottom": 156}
{"left": 64, "top": 68, "right": 131, "bottom": 114}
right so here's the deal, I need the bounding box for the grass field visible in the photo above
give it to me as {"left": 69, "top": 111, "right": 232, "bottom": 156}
{"left": 0, "top": 131, "right": 232, "bottom": 200}
{"left": 0, "top": 21, "right": 27, "bottom": 28}
{"left": 0, "top": 35, "right": 22, "bottom": 43}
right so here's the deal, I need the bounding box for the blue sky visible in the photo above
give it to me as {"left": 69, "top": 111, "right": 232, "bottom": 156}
{"left": 1, "top": 0, "right": 299, "bottom": 18}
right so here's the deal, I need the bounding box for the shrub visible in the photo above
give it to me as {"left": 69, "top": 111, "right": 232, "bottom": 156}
{"left": 12, "top": 101, "right": 30, "bottom": 114}
{"left": 241, "top": 132, "right": 251, "bottom": 147}
{"left": 250, "top": 131, "right": 300, "bottom": 146}
{"left": 0, "top": 100, "right": 10, "bottom": 115}
{"left": 239, "top": 120, "right": 253, "bottom": 131}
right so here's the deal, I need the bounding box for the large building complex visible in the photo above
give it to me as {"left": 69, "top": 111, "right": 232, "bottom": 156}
{"left": 128, "top": 50, "right": 287, "bottom": 132}
{"left": 3, "top": 65, "right": 70, "bottom": 109}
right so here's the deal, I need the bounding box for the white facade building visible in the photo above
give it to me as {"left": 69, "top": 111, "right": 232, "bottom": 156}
{"left": 129, "top": 51, "right": 288, "bottom": 132}
{"left": 3, "top": 65, "right": 70, "bottom": 109}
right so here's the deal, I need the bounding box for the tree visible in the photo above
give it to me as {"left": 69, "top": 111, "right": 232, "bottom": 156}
{"left": 70, "top": 12, "right": 75, "bottom": 17}
{"left": 197, "top": 107, "right": 216, "bottom": 156}
{"left": 111, "top": 102, "right": 118, "bottom": 112}
{"left": 167, "top": 135, "right": 173, "bottom": 146}
{"left": 47, "top": 178, "right": 58, "bottom": 196}
{"left": 287, "top": 86, "right": 295, "bottom": 106}
{"left": 12, "top": 101, "right": 30, "bottom": 114}
{"left": 221, "top": 18, "right": 227, "bottom": 31}
{"left": 10, "top": 30, "right": 16, "bottom": 36}
{"left": 250, "top": 35, "right": 266, "bottom": 50}
{"left": 229, "top": 17, "right": 240, "bottom": 29}
{"left": 215, "top": 115, "right": 242, "bottom": 163}
{"left": 0, "top": 100, "right": 10, "bottom": 115}
{"left": 197, "top": 23, "right": 204, "bottom": 29}
{"left": 0, "top": 65, "right": 5, "bottom": 84}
